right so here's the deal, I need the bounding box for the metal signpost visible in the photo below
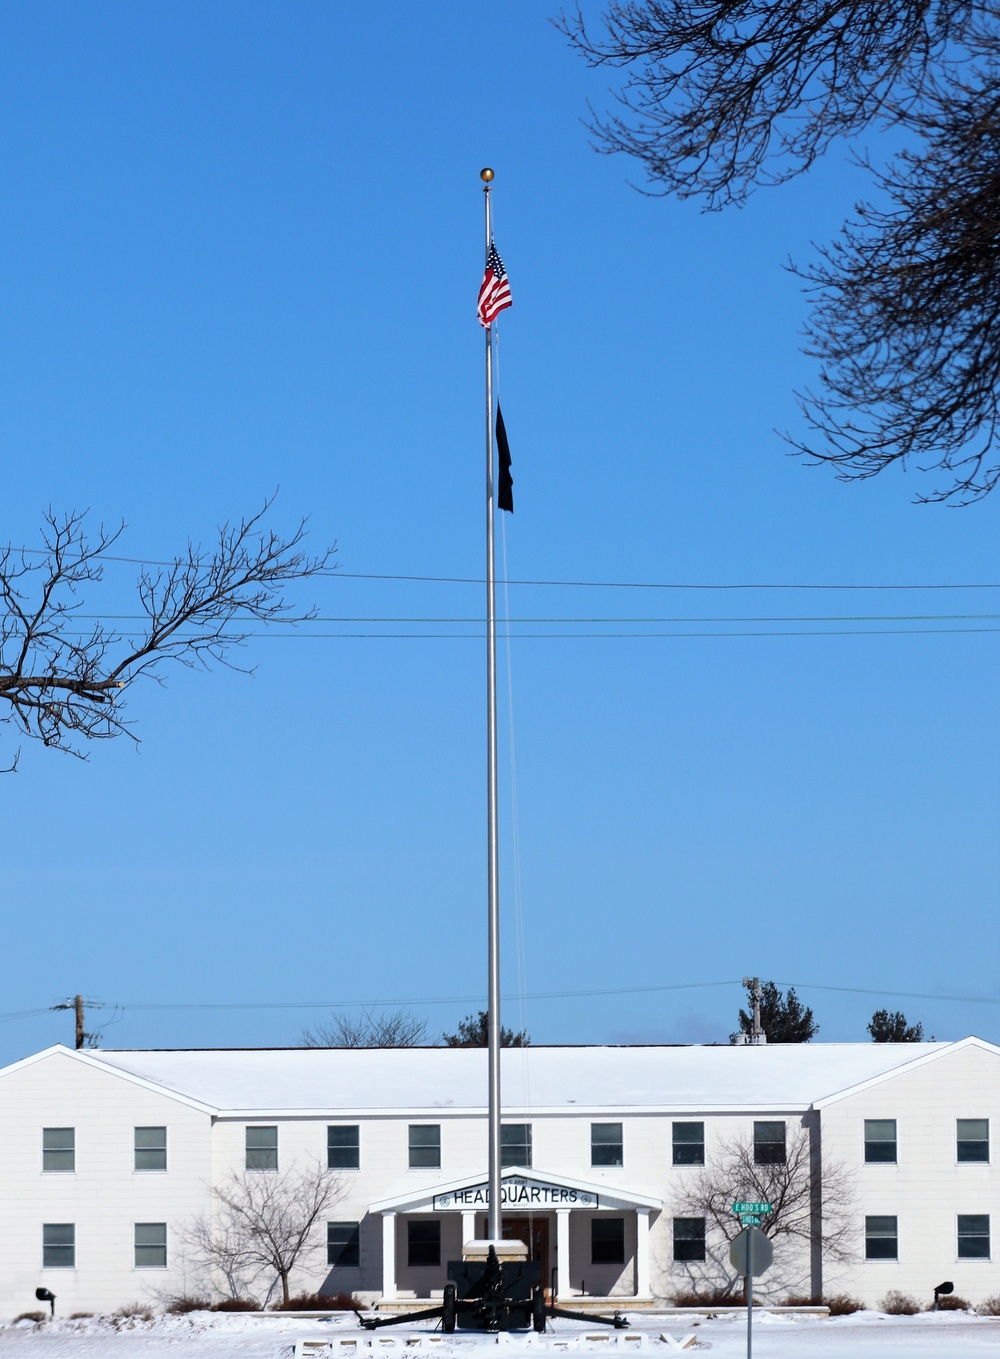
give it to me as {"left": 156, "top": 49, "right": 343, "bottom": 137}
{"left": 730, "top": 1202, "right": 772, "bottom": 1359}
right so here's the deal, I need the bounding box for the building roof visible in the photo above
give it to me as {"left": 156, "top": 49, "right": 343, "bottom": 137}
{"left": 72, "top": 1040, "right": 974, "bottom": 1117}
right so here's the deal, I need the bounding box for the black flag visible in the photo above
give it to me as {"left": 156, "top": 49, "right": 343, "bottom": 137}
{"left": 496, "top": 404, "right": 514, "bottom": 513}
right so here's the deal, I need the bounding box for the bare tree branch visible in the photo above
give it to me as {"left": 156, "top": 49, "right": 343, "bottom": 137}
{"left": 672, "top": 1127, "right": 856, "bottom": 1299}
{"left": 301, "top": 1009, "right": 430, "bottom": 1048}
{"left": 789, "top": 28, "right": 1000, "bottom": 501}
{"left": 179, "top": 1162, "right": 343, "bottom": 1306}
{"left": 0, "top": 498, "right": 336, "bottom": 763}
{"left": 556, "top": 2, "right": 969, "bottom": 207}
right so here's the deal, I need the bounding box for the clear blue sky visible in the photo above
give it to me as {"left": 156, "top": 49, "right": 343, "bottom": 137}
{"left": 1, "top": 1, "right": 997, "bottom": 1061}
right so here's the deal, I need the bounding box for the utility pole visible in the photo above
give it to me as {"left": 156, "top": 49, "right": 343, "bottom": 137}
{"left": 742, "top": 977, "right": 765, "bottom": 1045}
{"left": 51, "top": 995, "right": 102, "bottom": 1049}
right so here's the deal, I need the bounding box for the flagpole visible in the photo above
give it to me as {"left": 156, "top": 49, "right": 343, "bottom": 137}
{"left": 481, "top": 166, "right": 503, "bottom": 1244}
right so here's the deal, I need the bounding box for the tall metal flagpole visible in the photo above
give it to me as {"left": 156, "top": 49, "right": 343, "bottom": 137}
{"left": 481, "top": 167, "right": 503, "bottom": 1244}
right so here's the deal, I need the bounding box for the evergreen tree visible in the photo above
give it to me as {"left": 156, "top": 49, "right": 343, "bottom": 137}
{"left": 730, "top": 980, "right": 817, "bottom": 1044}
{"left": 868, "top": 1009, "right": 924, "bottom": 1042}
{"left": 442, "top": 1011, "right": 529, "bottom": 1047}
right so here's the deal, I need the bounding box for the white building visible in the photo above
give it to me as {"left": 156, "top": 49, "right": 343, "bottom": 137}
{"left": 0, "top": 1038, "right": 996, "bottom": 1318}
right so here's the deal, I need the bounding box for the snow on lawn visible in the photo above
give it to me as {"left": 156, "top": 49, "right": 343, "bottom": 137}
{"left": 1, "top": 1310, "right": 999, "bottom": 1359}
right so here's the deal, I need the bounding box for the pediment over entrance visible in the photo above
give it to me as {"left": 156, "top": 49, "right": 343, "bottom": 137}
{"left": 369, "top": 1166, "right": 660, "bottom": 1215}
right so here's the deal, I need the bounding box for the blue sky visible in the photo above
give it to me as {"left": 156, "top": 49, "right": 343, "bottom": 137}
{"left": 1, "top": 1, "right": 997, "bottom": 1061}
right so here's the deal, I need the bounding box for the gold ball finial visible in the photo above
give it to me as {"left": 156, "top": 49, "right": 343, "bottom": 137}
{"left": 480, "top": 167, "right": 495, "bottom": 183}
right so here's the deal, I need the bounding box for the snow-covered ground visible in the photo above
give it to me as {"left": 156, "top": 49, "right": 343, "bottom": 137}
{"left": 1, "top": 1310, "right": 999, "bottom": 1359}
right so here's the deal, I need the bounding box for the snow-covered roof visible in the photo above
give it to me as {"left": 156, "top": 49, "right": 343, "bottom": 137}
{"left": 77, "top": 1041, "right": 972, "bottom": 1117}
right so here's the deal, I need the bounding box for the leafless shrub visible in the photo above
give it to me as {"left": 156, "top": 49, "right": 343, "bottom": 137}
{"left": 12, "top": 1312, "right": 45, "bottom": 1324}
{"left": 935, "top": 1294, "right": 971, "bottom": 1311}
{"left": 671, "top": 1287, "right": 746, "bottom": 1307}
{"left": 274, "top": 1292, "right": 362, "bottom": 1311}
{"left": 211, "top": 1298, "right": 261, "bottom": 1312}
{"left": 880, "top": 1290, "right": 920, "bottom": 1315}
{"left": 976, "top": 1294, "right": 1000, "bottom": 1316}
{"left": 164, "top": 1297, "right": 211, "bottom": 1314}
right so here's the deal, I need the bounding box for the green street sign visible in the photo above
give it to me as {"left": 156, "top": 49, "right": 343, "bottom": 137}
{"left": 732, "top": 1201, "right": 772, "bottom": 1214}
{"left": 739, "top": 1214, "right": 762, "bottom": 1226}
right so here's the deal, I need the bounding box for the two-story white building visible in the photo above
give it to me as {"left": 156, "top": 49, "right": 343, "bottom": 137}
{"left": 0, "top": 1038, "right": 996, "bottom": 1318}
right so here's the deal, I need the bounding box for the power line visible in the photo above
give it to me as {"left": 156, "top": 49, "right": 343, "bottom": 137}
{"left": 5, "top": 978, "right": 997, "bottom": 1027}
{"left": 58, "top": 612, "right": 1000, "bottom": 623}
{"left": 9, "top": 544, "right": 1000, "bottom": 590}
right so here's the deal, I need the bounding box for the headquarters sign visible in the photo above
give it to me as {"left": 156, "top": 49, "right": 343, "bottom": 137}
{"left": 434, "top": 1176, "right": 599, "bottom": 1210}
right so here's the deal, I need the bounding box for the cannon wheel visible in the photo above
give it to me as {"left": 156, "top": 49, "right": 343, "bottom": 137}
{"left": 532, "top": 1284, "right": 547, "bottom": 1334}
{"left": 442, "top": 1283, "right": 457, "bottom": 1334}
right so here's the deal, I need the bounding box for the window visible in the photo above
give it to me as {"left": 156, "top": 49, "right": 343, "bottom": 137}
{"left": 753, "top": 1121, "right": 786, "bottom": 1165}
{"left": 864, "top": 1119, "right": 897, "bottom": 1164}
{"left": 957, "top": 1119, "right": 990, "bottom": 1163}
{"left": 958, "top": 1215, "right": 990, "bottom": 1260}
{"left": 408, "top": 1124, "right": 441, "bottom": 1169}
{"left": 407, "top": 1219, "right": 440, "bottom": 1267}
{"left": 328, "top": 1221, "right": 361, "bottom": 1267}
{"left": 591, "top": 1217, "right": 625, "bottom": 1264}
{"left": 673, "top": 1218, "right": 706, "bottom": 1262}
{"left": 865, "top": 1215, "right": 898, "bottom": 1260}
{"left": 134, "top": 1222, "right": 167, "bottom": 1269}
{"left": 245, "top": 1125, "right": 278, "bottom": 1171}
{"left": 42, "top": 1127, "right": 75, "bottom": 1173}
{"left": 134, "top": 1126, "right": 167, "bottom": 1171}
{"left": 501, "top": 1123, "right": 532, "bottom": 1168}
{"left": 42, "top": 1223, "right": 75, "bottom": 1268}
{"left": 327, "top": 1125, "right": 360, "bottom": 1170}
{"left": 591, "top": 1122, "right": 623, "bottom": 1167}
{"left": 672, "top": 1122, "right": 705, "bottom": 1166}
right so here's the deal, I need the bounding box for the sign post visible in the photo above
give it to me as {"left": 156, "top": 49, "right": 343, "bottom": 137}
{"left": 730, "top": 1203, "right": 772, "bottom": 1359}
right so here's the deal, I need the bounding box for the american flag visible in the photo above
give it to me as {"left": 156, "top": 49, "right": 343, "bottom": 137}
{"left": 477, "top": 241, "right": 512, "bottom": 327}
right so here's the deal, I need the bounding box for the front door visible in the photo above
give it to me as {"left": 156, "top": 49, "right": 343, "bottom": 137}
{"left": 502, "top": 1215, "right": 550, "bottom": 1290}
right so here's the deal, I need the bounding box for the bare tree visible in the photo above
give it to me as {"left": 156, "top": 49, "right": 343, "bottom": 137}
{"left": 181, "top": 1162, "right": 343, "bottom": 1306}
{"left": 301, "top": 1008, "right": 429, "bottom": 1047}
{"left": 671, "top": 1127, "right": 854, "bottom": 1297}
{"left": 558, "top": 3, "right": 1000, "bottom": 503}
{"left": 0, "top": 498, "right": 335, "bottom": 767}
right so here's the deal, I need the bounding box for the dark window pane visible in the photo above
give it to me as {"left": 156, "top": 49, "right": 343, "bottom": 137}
{"left": 958, "top": 1214, "right": 990, "bottom": 1260}
{"left": 672, "top": 1123, "right": 705, "bottom": 1166}
{"left": 407, "top": 1220, "right": 441, "bottom": 1267}
{"left": 957, "top": 1119, "right": 989, "bottom": 1163}
{"left": 328, "top": 1221, "right": 361, "bottom": 1267}
{"left": 42, "top": 1223, "right": 75, "bottom": 1269}
{"left": 246, "top": 1126, "right": 278, "bottom": 1171}
{"left": 409, "top": 1125, "right": 441, "bottom": 1169}
{"left": 134, "top": 1223, "right": 167, "bottom": 1268}
{"left": 591, "top": 1218, "right": 625, "bottom": 1264}
{"left": 753, "top": 1121, "right": 786, "bottom": 1165}
{"left": 865, "top": 1215, "right": 898, "bottom": 1260}
{"left": 501, "top": 1124, "right": 532, "bottom": 1168}
{"left": 328, "top": 1125, "right": 360, "bottom": 1170}
{"left": 42, "top": 1127, "right": 75, "bottom": 1173}
{"left": 135, "top": 1126, "right": 167, "bottom": 1171}
{"left": 591, "top": 1123, "right": 623, "bottom": 1167}
{"left": 673, "top": 1218, "right": 706, "bottom": 1262}
{"left": 864, "top": 1119, "right": 897, "bottom": 1164}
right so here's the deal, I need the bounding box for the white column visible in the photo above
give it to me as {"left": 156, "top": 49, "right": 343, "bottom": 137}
{"left": 462, "top": 1211, "right": 476, "bottom": 1249}
{"left": 556, "top": 1209, "right": 571, "bottom": 1299}
{"left": 635, "top": 1208, "right": 650, "bottom": 1298}
{"left": 382, "top": 1212, "right": 397, "bottom": 1300}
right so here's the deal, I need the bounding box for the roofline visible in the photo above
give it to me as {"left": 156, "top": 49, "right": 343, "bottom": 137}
{"left": 370, "top": 1165, "right": 662, "bottom": 1213}
{"left": 0, "top": 1044, "right": 219, "bottom": 1116}
{"left": 814, "top": 1037, "right": 1000, "bottom": 1108}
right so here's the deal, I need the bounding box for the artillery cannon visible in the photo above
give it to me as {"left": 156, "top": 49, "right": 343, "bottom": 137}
{"left": 356, "top": 1244, "right": 629, "bottom": 1334}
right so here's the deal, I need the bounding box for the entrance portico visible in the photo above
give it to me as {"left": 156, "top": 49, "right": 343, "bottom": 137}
{"left": 369, "top": 1168, "right": 660, "bottom": 1303}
